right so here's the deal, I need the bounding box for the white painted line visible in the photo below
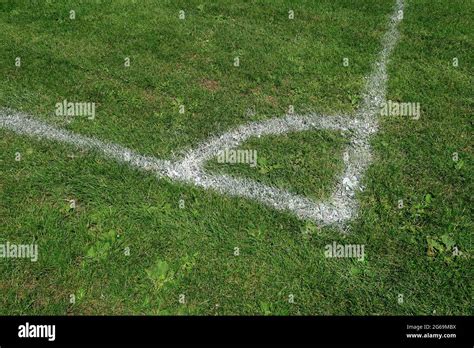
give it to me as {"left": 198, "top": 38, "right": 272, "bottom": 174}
{"left": 0, "top": 110, "right": 172, "bottom": 177}
{"left": 0, "top": 0, "right": 404, "bottom": 226}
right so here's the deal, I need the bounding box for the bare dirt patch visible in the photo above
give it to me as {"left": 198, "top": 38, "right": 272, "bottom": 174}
{"left": 200, "top": 79, "right": 220, "bottom": 92}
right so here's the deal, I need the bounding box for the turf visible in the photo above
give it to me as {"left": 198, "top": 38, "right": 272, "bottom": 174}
{"left": 0, "top": 0, "right": 472, "bottom": 315}
{"left": 205, "top": 130, "right": 348, "bottom": 201}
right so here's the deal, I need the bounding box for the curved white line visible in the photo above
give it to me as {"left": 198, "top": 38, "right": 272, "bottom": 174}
{"left": 0, "top": 0, "right": 404, "bottom": 227}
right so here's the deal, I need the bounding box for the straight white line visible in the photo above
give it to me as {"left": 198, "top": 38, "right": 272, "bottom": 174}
{"left": 0, "top": 110, "right": 172, "bottom": 177}
{"left": 0, "top": 0, "right": 404, "bottom": 227}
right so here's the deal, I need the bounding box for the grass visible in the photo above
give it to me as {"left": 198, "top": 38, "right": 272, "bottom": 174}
{"left": 0, "top": 0, "right": 472, "bottom": 315}
{"left": 205, "top": 130, "right": 348, "bottom": 200}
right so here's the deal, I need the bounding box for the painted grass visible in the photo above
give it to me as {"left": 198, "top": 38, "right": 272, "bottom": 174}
{"left": 0, "top": 0, "right": 472, "bottom": 315}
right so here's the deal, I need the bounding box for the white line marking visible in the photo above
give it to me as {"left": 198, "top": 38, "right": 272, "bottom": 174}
{"left": 0, "top": 0, "right": 404, "bottom": 226}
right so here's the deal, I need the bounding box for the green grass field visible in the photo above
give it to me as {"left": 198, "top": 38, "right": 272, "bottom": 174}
{"left": 0, "top": 0, "right": 472, "bottom": 315}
